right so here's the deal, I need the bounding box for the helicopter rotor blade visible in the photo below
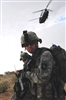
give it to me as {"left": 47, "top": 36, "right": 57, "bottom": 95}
{"left": 47, "top": 9, "right": 53, "bottom": 12}
{"left": 29, "top": 18, "right": 39, "bottom": 21}
{"left": 46, "top": 0, "right": 52, "bottom": 9}
{"left": 33, "top": 9, "right": 45, "bottom": 13}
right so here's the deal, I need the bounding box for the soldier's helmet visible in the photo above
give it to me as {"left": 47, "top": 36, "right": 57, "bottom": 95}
{"left": 20, "top": 51, "right": 31, "bottom": 61}
{"left": 21, "top": 30, "right": 42, "bottom": 47}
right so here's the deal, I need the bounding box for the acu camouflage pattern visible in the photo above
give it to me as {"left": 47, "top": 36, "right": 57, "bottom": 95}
{"left": 21, "top": 31, "right": 42, "bottom": 47}
{"left": 11, "top": 48, "right": 65, "bottom": 100}
{"left": 25, "top": 48, "right": 65, "bottom": 100}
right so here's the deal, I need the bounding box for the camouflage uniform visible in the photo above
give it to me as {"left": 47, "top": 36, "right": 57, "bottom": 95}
{"left": 25, "top": 48, "right": 65, "bottom": 100}
{"left": 20, "top": 30, "right": 65, "bottom": 100}
{"left": 25, "top": 48, "right": 53, "bottom": 100}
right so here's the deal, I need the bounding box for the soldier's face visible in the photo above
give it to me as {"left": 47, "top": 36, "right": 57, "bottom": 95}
{"left": 25, "top": 42, "right": 38, "bottom": 54}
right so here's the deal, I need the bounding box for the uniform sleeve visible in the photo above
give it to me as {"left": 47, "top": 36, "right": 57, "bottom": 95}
{"left": 38, "top": 50, "right": 53, "bottom": 83}
{"left": 25, "top": 51, "right": 53, "bottom": 84}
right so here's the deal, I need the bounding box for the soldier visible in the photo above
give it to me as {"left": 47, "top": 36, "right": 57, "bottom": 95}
{"left": 11, "top": 51, "right": 37, "bottom": 100}
{"left": 20, "top": 30, "right": 65, "bottom": 100}
{"left": 19, "top": 51, "right": 37, "bottom": 100}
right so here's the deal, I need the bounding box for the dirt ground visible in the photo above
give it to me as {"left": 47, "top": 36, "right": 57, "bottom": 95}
{"left": 0, "top": 90, "right": 14, "bottom": 100}
{"left": 0, "top": 74, "right": 15, "bottom": 100}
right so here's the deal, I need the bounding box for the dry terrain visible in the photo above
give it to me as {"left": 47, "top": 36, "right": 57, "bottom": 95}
{"left": 0, "top": 73, "right": 16, "bottom": 100}
{"left": 0, "top": 73, "right": 66, "bottom": 100}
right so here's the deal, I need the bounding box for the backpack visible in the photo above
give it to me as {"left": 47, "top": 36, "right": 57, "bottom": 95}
{"left": 34, "top": 45, "right": 66, "bottom": 83}
{"left": 36, "top": 45, "right": 66, "bottom": 98}
{"left": 49, "top": 44, "right": 66, "bottom": 83}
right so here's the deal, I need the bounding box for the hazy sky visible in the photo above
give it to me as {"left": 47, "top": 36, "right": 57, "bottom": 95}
{"left": 0, "top": 0, "right": 66, "bottom": 74}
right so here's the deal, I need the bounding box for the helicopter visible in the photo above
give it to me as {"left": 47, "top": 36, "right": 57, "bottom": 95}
{"left": 29, "top": 0, "right": 52, "bottom": 24}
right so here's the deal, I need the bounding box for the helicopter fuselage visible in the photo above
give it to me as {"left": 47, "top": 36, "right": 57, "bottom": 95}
{"left": 39, "top": 10, "right": 49, "bottom": 23}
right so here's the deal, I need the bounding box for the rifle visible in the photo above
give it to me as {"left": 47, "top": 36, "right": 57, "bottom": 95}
{"left": 16, "top": 70, "right": 24, "bottom": 91}
{"left": 13, "top": 56, "right": 35, "bottom": 99}
{"left": 14, "top": 65, "right": 24, "bottom": 91}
